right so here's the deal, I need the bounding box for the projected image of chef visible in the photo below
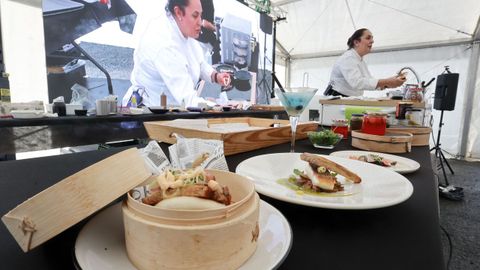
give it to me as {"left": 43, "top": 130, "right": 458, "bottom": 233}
{"left": 122, "top": 0, "right": 231, "bottom": 108}
{"left": 326, "top": 28, "right": 406, "bottom": 97}
{"left": 196, "top": 0, "right": 221, "bottom": 65}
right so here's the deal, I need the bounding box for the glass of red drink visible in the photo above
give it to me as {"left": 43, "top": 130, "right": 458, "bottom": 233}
{"left": 362, "top": 112, "right": 387, "bottom": 135}
{"left": 331, "top": 119, "right": 349, "bottom": 139}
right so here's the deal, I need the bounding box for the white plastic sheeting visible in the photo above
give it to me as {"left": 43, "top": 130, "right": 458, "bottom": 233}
{"left": 273, "top": 0, "right": 480, "bottom": 57}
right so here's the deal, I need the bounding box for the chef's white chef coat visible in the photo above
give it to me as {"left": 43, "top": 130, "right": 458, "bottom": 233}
{"left": 328, "top": 49, "right": 378, "bottom": 96}
{"left": 122, "top": 12, "right": 214, "bottom": 108}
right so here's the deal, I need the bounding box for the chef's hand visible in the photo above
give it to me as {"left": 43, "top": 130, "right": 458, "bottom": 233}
{"left": 397, "top": 71, "right": 408, "bottom": 81}
{"left": 202, "top": 19, "right": 216, "bottom": 31}
{"left": 216, "top": 72, "right": 232, "bottom": 87}
{"left": 393, "top": 75, "right": 407, "bottom": 86}
{"left": 378, "top": 76, "right": 406, "bottom": 89}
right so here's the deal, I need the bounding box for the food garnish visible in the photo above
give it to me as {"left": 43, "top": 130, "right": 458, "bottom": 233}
{"left": 307, "top": 130, "right": 341, "bottom": 146}
{"left": 141, "top": 167, "right": 231, "bottom": 206}
{"left": 349, "top": 154, "right": 397, "bottom": 167}
{"left": 286, "top": 153, "right": 361, "bottom": 193}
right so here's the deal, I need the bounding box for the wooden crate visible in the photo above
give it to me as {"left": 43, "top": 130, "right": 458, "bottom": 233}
{"left": 144, "top": 117, "right": 318, "bottom": 155}
{"left": 387, "top": 126, "right": 431, "bottom": 146}
{"left": 351, "top": 130, "right": 413, "bottom": 153}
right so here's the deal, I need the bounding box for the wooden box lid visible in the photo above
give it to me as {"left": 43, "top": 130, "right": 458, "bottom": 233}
{"left": 1, "top": 148, "right": 151, "bottom": 252}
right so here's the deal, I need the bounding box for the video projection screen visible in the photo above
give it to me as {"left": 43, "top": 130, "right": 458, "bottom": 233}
{"left": 42, "top": 0, "right": 274, "bottom": 105}
{"left": 198, "top": 0, "right": 274, "bottom": 104}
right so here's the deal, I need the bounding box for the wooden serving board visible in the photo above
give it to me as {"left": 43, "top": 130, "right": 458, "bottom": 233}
{"left": 144, "top": 117, "right": 318, "bottom": 155}
{"left": 319, "top": 99, "right": 425, "bottom": 108}
{"left": 250, "top": 104, "right": 285, "bottom": 111}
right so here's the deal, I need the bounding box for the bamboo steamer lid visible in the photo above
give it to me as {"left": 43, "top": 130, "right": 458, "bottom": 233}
{"left": 351, "top": 130, "right": 413, "bottom": 153}
{"left": 387, "top": 126, "right": 432, "bottom": 146}
{"left": 2, "top": 148, "right": 151, "bottom": 252}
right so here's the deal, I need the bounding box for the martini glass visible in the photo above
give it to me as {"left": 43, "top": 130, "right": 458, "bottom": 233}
{"left": 275, "top": 87, "right": 318, "bottom": 152}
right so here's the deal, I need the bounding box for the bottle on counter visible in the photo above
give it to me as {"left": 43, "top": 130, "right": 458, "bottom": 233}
{"left": 405, "top": 87, "right": 424, "bottom": 102}
{"left": 160, "top": 93, "right": 167, "bottom": 109}
{"left": 52, "top": 101, "right": 66, "bottom": 116}
{"left": 405, "top": 108, "right": 423, "bottom": 126}
{"left": 350, "top": 114, "right": 364, "bottom": 131}
{"left": 395, "top": 102, "right": 413, "bottom": 120}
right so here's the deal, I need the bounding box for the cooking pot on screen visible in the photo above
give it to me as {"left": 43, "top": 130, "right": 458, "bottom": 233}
{"left": 233, "top": 70, "right": 252, "bottom": 91}
{"left": 214, "top": 64, "right": 252, "bottom": 91}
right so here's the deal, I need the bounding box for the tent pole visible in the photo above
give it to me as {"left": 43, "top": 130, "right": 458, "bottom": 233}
{"left": 285, "top": 57, "right": 291, "bottom": 88}
{"left": 458, "top": 16, "right": 480, "bottom": 159}
{"left": 457, "top": 42, "right": 479, "bottom": 159}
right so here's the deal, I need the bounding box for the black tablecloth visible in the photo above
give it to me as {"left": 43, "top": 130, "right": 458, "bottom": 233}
{"left": 0, "top": 138, "right": 445, "bottom": 270}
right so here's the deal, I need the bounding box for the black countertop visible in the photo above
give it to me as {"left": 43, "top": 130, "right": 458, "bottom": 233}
{"left": 0, "top": 110, "right": 286, "bottom": 127}
{"left": 0, "top": 110, "right": 287, "bottom": 156}
{"left": 0, "top": 139, "right": 445, "bottom": 270}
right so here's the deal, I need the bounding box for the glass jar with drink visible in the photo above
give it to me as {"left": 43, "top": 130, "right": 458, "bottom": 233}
{"left": 350, "top": 114, "right": 364, "bottom": 131}
{"left": 362, "top": 112, "right": 387, "bottom": 136}
{"left": 331, "top": 119, "right": 349, "bottom": 139}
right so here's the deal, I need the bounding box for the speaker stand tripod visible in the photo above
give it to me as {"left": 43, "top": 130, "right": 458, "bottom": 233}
{"left": 257, "top": 30, "right": 272, "bottom": 103}
{"left": 430, "top": 110, "right": 463, "bottom": 200}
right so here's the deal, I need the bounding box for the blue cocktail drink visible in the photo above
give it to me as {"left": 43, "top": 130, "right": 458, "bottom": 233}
{"left": 275, "top": 87, "right": 318, "bottom": 152}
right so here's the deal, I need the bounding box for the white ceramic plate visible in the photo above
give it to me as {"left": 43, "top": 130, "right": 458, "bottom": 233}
{"left": 330, "top": 150, "right": 420, "bottom": 174}
{"left": 235, "top": 153, "right": 413, "bottom": 210}
{"left": 74, "top": 201, "right": 292, "bottom": 270}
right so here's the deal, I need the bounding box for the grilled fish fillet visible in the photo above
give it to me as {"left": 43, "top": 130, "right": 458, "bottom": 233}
{"left": 301, "top": 153, "right": 362, "bottom": 183}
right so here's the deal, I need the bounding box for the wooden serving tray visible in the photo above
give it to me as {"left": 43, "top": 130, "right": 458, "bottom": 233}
{"left": 250, "top": 104, "right": 285, "bottom": 111}
{"left": 144, "top": 117, "right": 318, "bottom": 155}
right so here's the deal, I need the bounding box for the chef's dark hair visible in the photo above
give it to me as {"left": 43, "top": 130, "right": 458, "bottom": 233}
{"left": 165, "top": 0, "right": 189, "bottom": 15}
{"left": 347, "top": 28, "right": 368, "bottom": 49}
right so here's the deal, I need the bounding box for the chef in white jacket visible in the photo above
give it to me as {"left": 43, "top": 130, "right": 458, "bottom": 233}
{"left": 122, "top": 0, "right": 231, "bottom": 108}
{"left": 326, "top": 28, "right": 406, "bottom": 97}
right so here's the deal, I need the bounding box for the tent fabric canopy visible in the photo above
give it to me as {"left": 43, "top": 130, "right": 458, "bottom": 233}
{"left": 272, "top": 0, "right": 480, "bottom": 58}
{"left": 268, "top": 0, "right": 480, "bottom": 160}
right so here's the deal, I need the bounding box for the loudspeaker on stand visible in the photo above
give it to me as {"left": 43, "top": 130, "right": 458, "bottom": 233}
{"left": 433, "top": 73, "right": 459, "bottom": 111}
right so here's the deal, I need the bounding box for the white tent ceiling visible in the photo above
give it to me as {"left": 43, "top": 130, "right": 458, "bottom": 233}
{"left": 270, "top": 0, "right": 480, "bottom": 59}
{"left": 262, "top": 0, "right": 480, "bottom": 160}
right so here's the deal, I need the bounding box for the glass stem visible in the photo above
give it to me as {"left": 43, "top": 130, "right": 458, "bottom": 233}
{"left": 289, "top": 116, "right": 299, "bottom": 152}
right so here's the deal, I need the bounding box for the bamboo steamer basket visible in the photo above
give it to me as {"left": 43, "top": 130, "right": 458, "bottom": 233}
{"left": 351, "top": 130, "right": 413, "bottom": 153}
{"left": 123, "top": 169, "right": 260, "bottom": 270}
{"left": 387, "top": 126, "right": 431, "bottom": 146}
{"left": 2, "top": 149, "right": 259, "bottom": 270}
